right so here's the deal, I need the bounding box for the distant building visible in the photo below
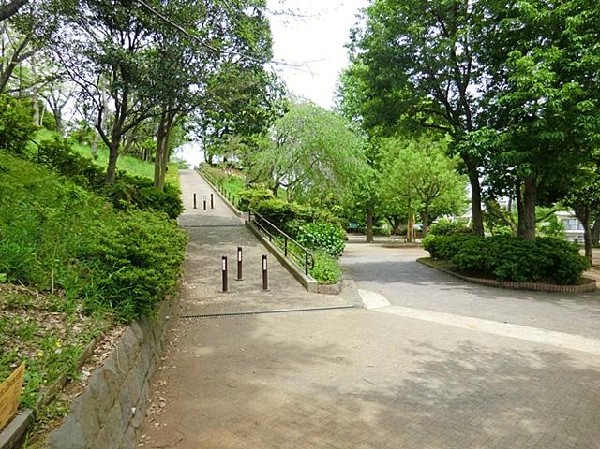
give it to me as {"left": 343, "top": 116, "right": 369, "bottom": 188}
{"left": 555, "top": 211, "right": 585, "bottom": 243}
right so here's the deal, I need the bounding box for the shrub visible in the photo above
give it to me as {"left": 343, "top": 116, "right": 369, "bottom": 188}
{"left": 310, "top": 251, "right": 342, "bottom": 284}
{"left": 423, "top": 234, "right": 481, "bottom": 261}
{"left": 0, "top": 152, "right": 187, "bottom": 321}
{"left": 237, "top": 187, "right": 274, "bottom": 211}
{"left": 0, "top": 95, "right": 37, "bottom": 155}
{"left": 78, "top": 210, "right": 186, "bottom": 321}
{"left": 296, "top": 222, "right": 346, "bottom": 258}
{"left": 424, "top": 233, "right": 590, "bottom": 285}
{"left": 35, "top": 137, "right": 183, "bottom": 218}
{"left": 429, "top": 219, "right": 472, "bottom": 236}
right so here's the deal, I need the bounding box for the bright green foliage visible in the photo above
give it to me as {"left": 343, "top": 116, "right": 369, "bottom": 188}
{"left": 296, "top": 223, "right": 346, "bottom": 258}
{"left": 250, "top": 101, "right": 367, "bottom": 203}
{"left": 424, "top": 234, "right": 590, "bottom": 285}
{"left": 0, "top": 152, "right": 186, "bottom": 321}
{"left": 428, "top": 220, "right": 472, "bottom": 237}
{"left": 378, "top": 137, "right": 468, "bottom": 235}
{"left": 0, "top": 95, "right": 37, "bottom": 155}
{"left": 237, "top": 187, "right": 274, "bottom": 211}
{"left": 310, "top": 251, "right": 342, "bottom": 284}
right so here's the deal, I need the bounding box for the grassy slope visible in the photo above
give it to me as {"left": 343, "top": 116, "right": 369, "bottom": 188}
{"left": 0, "top": 151, "right": 114, "bottom": 409}
{"left": 0, "top": 135, "right": 185, "bottom": 443}
{"left": 37, "top": 129, "right": 179, "bottom": 185}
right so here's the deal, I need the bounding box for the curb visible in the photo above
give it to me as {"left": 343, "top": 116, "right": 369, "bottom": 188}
{"left": 0, "top": 412, "right": 33, "bottom": 449}
{"left": 417, "top": 258, "right": 597, "bottom": 293}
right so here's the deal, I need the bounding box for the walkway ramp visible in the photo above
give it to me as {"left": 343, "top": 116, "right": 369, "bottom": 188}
{"left": 177, "top": 169, "right": 353, "bottom": 316}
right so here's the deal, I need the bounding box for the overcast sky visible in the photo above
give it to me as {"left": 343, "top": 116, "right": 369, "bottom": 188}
{"left": 266, "top": 0, "right": 368, "bottom": 110}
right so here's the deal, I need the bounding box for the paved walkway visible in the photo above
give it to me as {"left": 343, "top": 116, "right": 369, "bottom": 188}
{"left": 138, "top": 170, "right": 600, "bottom": 449}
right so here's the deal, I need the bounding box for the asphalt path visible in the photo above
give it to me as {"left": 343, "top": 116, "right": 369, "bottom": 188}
{"left": 341, "top": 241, "right": 600, "bottom": 340}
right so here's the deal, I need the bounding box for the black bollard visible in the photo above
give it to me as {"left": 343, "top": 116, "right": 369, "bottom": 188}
{"left": 236, "top": 247, "right": 243, "bottom": 281}
{"left": 222, "top": 256, "right": 228, "bottom": 292}
{"left": 210, "top": 194, "right": 214, "bottom": 209}
{"left": 203, "top": 195, "right": 207, "bottom": 210}
{"left": 261, "top": 254, "right": 268, "bottom": 291}
{"left": 193, "top": 193, "right": 197, "bottom": 209}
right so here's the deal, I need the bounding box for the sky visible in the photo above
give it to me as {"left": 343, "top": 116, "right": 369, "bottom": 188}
{"left": 266, "top": 0, "right": 368, "bottom": 110}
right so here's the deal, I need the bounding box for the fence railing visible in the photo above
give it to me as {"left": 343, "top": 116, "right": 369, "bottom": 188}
{"left": 248, "top": 210, "right": 314, "bottom": 276}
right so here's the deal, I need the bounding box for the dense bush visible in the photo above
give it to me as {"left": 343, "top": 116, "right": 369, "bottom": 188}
{"left": 35, "top": 137, "right": 183, "bottom": 218}
{"left": 237, "top": 187, "right": 274, "bottom": 211}
{"left": 424, "top": 234, "right": 590, "bottom": 285}
{"left": 296, "top": 222, "right": 346, "bottom": 258}
{"left": 0, "top": 152, "right": 187, "bottom": 321}
{"left": 422, "top": 234, "right": 480, "bottom": 261}
{"left": 429, "top": 219, "right": 472, "bottom": 236}
{"left": 310, "top": 251, "right": 342, "bottom": 284}
{"left": 0, "top": 95, "right": 37, "bottom": 155}
{"left": 253, "top": 197, "right": 340, "bottom": 237}
{"left": 78, "top": 210, "right": 186, "bottom": 321}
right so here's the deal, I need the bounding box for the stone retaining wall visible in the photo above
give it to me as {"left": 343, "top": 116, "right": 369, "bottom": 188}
{"left": 48, "top": 300, "right": 173, "bottom": 449}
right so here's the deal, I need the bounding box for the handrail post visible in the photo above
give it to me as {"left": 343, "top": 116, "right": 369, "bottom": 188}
{"left": 284, "top": 237, "right": 288, "bottom": 256}
{"left": 305, "top": 252, "right": 308, "bottom": 275}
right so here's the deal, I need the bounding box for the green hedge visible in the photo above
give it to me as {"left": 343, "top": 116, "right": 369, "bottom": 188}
{"left": 423, "top": 234, "right": 589, "bottom": 285}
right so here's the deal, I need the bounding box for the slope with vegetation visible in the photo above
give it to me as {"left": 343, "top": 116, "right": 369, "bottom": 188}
{"left": 0, "top": 129, "right": 186, "bottom": 442}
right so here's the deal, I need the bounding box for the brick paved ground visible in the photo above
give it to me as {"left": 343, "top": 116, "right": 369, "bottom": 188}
{"left": 137, "top": 170, "right": 600, "bottom": 449}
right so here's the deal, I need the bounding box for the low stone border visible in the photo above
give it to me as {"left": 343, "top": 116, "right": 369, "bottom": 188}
{"left": 46, "top": 299, "right": 174, "bottom": 449}
{"left": 0, "top": 411, "right": 33, "bottom": 449}
{"left": 417, "top": 258, "right": 597, "bottom": 293}
{"left": 381, "top": 242, "right": 422, "bottom": 249}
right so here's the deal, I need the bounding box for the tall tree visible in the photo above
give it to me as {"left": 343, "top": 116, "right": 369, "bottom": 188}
{"left": 345, "top": 0, "right": 488, "bottom": 235}
{"left": 49, "top": 0, "right": 159, "bottom": 184}
{"left": 250, "top": 101, "right": 367, "bottom": 203}
{"left": 480, "top": 0, "right": 600, "bottom": 239}
{"left": 379, "top": 136, "right": 467, "bottom": 238}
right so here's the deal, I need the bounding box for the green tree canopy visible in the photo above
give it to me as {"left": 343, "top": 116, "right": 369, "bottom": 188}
{"left": 249, "top": 101, "right": 367, "bottom": 205}
{"left": 378, "top": 136, "right": 467, "bottom": 237}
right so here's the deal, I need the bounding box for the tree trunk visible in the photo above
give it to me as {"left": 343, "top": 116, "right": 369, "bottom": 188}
{"left": 575, "top": 207, "right": 592, "bottom": 262}
{"left": 157, "top": 118, "right": 172, "bottom": 190}
{"left": 106, "top": 140, "right": 119, "bottom": 184}
{"left": 466, "top": 166, "right": 484, "bottom": 237}
{"left": 421, "top": 210, "right": 429, "bottom": 238}
{"left": 407, "top": 213, "right": 414, "bottom": 243}
{"left": 154, "top": 110, "right": 167, "bottom": 191}
{"left": 366, "top": 203, "right": 374, "bottom": 243}
{"left": 517, "top": 176, "right": 536, "bottom": 240}
{"left": 592, "top": 218, "right": 600, "bottom": 246}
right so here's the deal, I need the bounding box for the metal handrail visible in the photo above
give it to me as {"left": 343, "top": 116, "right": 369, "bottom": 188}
{"left": 248, "top": 210, "right": 315, "bottom": 275}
